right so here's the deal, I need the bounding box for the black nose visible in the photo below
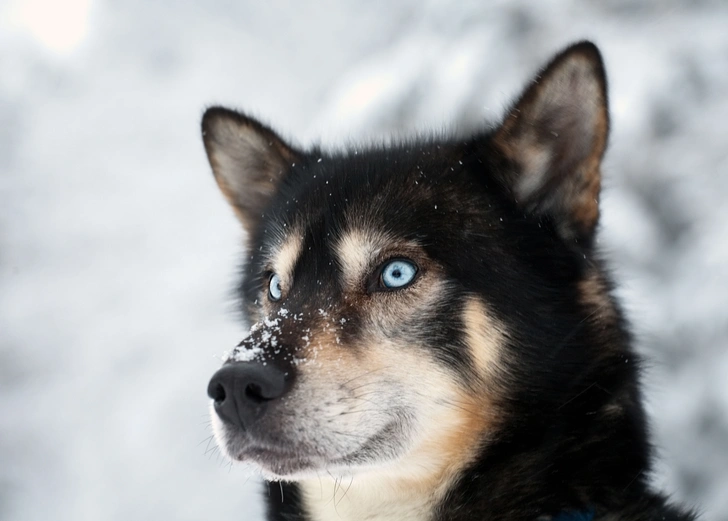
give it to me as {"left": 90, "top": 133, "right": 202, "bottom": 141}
{"left": 207, "top": 362, "right": 289, "bottom": 430}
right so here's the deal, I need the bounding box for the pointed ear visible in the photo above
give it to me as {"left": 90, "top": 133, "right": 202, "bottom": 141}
{"left": 493, "top": 41, "right": 609, "bottom": 245}
{"left": 201, "top": 107, "right": 300, "bottom": 232}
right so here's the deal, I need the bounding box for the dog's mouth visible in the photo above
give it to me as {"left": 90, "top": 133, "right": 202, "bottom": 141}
{"left": 218, "top": 418, "right": 408, "bottom": 478}
{"left": 232, "top": 445, "right": 325, "bottom": 476}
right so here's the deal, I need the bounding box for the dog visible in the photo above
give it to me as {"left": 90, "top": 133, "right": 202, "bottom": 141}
{"left": 201, "top": 42, "right": 696, "bottom": 521}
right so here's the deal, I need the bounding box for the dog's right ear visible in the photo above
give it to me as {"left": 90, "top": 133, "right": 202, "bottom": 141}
{"left": 201, "top": 107, "right": 300, "bottom": 232}
{"left": 491, "top": 42, "right": 609, "bottom": 246}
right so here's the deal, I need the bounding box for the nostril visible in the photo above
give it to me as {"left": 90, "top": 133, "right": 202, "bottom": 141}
{"left": 210, "top": 383, "right": 226, "bottom": 403}
{"left": 207, "top": 375, "right": 228, "bottom": 404}
{"left": 245, "top": 383, "right": 265, "bottom": 403}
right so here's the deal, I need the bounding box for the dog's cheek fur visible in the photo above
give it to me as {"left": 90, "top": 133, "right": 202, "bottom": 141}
{"left": 298, "top": 337, "right": 498, "bottom": 521}
{"left": 461, "top": 297, "right": 510, "bottom": 388}
{"left": 294, "top": 288, "right": 508, "bottom": 520}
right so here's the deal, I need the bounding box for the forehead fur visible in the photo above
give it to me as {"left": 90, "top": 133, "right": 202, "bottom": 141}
{"left": 266, "top": 140, "right": 479, "bottom": 234}
{"left": 245, "top": 141, "right": 487, "bottom": 301}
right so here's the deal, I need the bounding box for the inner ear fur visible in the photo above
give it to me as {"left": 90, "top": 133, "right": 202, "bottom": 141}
{"left": 201, "top": 107, "right": 301, "bottom": 233}
{"left": 493, "top": 41, "right": 609, "bottom": 245}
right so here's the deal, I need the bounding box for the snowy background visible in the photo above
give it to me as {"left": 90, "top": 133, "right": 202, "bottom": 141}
{"left": 1, "top": 1, "right": 727, "bottom": 520}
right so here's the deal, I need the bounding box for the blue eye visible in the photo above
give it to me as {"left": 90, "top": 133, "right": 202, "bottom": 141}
{"left": 268, "top": 273, "right": 282, "bottom": 301}
{"left": 380, "top": 259, "right": 418, "bottom": 289}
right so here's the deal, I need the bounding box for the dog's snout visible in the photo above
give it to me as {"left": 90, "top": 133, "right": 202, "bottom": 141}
{"left": 207, "top": 362, "right": 290, "bottom": 429}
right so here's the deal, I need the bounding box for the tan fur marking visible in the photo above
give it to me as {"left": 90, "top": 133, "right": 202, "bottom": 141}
{"left": 402, "top": 389, "right": 496, "bottom": 494}
{"left": 578, "top": 272, "right": 617, "bottom": 324}
{"left": 272, "top": 232, "right": 304, "bottom": 285}
{"left": 462, "top": 297, "right": 508, "bottom": 381}
{"left": 334, "top": 228, "right": 390, "bottom": 290}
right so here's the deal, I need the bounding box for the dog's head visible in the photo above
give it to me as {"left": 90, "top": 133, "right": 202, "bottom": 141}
{"left": 202, "top": 42, "right": 616, "bottom": 485}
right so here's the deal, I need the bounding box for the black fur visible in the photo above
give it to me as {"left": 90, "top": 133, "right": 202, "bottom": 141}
{"left": 202, "top": 42, "right": 697, "bottom": 521}
{"left": 252, "top": 139, "right": 694, "bottom": 521}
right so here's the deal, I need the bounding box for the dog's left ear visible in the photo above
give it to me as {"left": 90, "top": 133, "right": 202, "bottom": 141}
{"left": 492, "top": 41, "right": 609, "bottom": 245}
{"left": 201, "top": 107, "right": 301, "bottom": 233}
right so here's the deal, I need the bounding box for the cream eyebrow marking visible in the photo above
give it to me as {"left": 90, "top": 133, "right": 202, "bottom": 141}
{"left": 334, "top": 229, "right": 390, "bottom": 289}
{"left": 272, "top": 230, "right": 304, "bottom": 285}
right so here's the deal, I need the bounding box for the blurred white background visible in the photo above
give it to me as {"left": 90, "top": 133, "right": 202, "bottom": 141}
{"left": 1, "top": 1, "right": 727, "bottom": 520}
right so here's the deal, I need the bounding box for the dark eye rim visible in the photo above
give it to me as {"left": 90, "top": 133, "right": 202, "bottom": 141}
{"left": 367, "top": 257, "right": 420, "bottom": 293}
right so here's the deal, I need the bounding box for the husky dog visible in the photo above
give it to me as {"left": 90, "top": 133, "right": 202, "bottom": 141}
{"left": 201, "top": 42, "right": 696, "bottom": 521}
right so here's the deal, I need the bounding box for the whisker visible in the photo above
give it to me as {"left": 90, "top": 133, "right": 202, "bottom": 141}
{"left": 329, "top": 429, "right": 369, "bottom": 441}
{"left": 557, "top": 381, "right": 597, "bottom": 410}
{"left": 337, "top": 475, "right": 355, "bottom": 506}
{"left": 205, "top": 443, "right": 220, "bottom": 457}
{"left": 336, "top": 408, "right": 381, "bottom": 417}
{"left": 339, "top": 366, "right": 392, "bottom": 388}
{"left": 198, "top": 434, "right": 214, "bottom": 448}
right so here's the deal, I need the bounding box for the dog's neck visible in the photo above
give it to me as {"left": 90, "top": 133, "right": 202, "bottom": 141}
{"left": 299, "top": 469, "right": 443, "bottom": 521}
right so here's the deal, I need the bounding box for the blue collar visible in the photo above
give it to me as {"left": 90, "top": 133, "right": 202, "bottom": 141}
{"left": 551, "top": 507, "right": 595, "bottom": 521}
